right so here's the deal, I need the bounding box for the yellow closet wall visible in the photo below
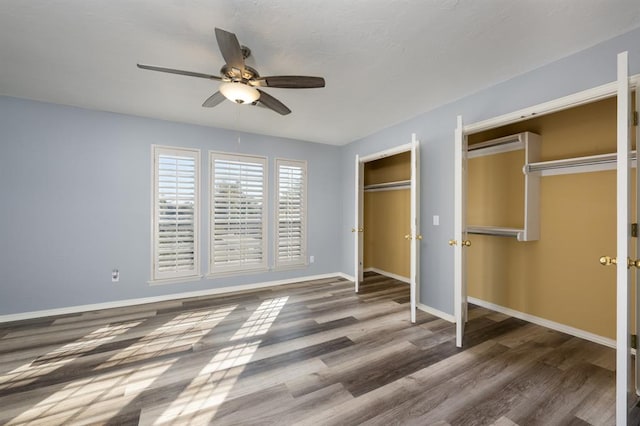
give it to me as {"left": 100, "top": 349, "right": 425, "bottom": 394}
{"left": 363, "top": 152, "right": 411, "bottom": 278}
{"left": 467, "top": 96, "right": 635, "bottom": 340}
{"left": 365, "top": 151, "right": 411, "bottom": 185}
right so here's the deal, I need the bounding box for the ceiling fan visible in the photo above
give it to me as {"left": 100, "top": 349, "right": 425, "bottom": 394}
{"left": 137, "top": 28, "right": 325, "bottom": 115}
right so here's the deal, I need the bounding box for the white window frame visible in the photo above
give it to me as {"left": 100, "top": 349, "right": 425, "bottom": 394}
{"left": 275, "top": 158, "right": 308, "bottom": 270}
{"left": 209, "top": 151, "right": 268, "bottom": 277}
{"left": 150, "top": 145, "right": 201, "bottom": 284}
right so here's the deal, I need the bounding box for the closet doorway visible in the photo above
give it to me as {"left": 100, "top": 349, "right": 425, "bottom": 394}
{"left": 453, "top": 52, "right": 639, "bottom": 424}
{"left": 351, "top": 134, "right": 422, "bottom": 322}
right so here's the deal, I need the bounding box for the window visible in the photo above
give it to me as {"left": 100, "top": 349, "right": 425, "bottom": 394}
{"left": 210, "top": 152, "right": 267, "bottom": 275}
{"left": 151, "top": 146, "right": 200, "bottom": 282}
{"left": 275, "top": 159, "right": 307, "bottom": 268}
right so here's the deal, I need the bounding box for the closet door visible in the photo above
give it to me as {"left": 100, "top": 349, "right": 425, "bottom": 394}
{"left": 354, "top": 155, "right": 364, "bottom": 292}
{"left": 636, "top": 85, "right": 640, "bottom": 402}
{"left": 410, "top": 134, "right": 421, "bottom": 323}
{"left": 453, "top": 115, "right": 469, "bottom": 347}
{"left": 615, "top": 50, "right": 638, "bottom": 426}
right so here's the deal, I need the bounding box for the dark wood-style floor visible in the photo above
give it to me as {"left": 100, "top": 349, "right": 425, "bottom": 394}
{"left": 0, "top": 272, "right": 619, "bottom": 425}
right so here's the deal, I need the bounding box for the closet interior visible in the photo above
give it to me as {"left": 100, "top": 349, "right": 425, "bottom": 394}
{"left": 363, "top": 151, "right": 411, "bottom": 281}
{"left": 466, "top": 95, "right": 636, "bottom": 340}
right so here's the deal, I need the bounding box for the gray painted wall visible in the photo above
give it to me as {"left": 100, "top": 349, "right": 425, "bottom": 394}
{"left": 2, "top": 26, "right": 640, "bottom": 317}
{"left": 0, "top": 98, "right": 343, "bottom": 315}
{"left": 338, "top": 27, "right": 640, "bottom": 316}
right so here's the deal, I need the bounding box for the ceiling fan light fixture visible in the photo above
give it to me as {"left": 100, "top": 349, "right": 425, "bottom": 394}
{"left": 219, "top": 82, "right": 259, "bottom": 104}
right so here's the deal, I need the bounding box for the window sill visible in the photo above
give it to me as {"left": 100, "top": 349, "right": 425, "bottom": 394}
{"left": 273, "top": 263, "right": 307, "bottom": 272}
{"left": 148, "top": 275, "right": 203, "bottom": 286}
{"left": 206, "top": 267, "right": 269, "bottom": 279}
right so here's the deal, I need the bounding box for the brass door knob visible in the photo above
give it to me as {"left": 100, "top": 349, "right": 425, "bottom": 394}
{"left": 359, "top": 228, "right": 364, "bottom": 233}
{"left": 404, "top": 234, "right": 412, "bottom": 240}
{"left": 416, "top": 235, "right": 423, "bottom": 240}
{"left": 599, "top": 255, "right": 640, "bottom": 268}
{"left": 462, "top": 240, "right": 472, "bottom": 247}
{"left": 351, "top": 228, "right": 356, "bottom": 233}
{"left": 599, "top": 255, "right": 617, "bottom": 266}
{"left": 449, "top": 239, "right": 457, "bottom": 246}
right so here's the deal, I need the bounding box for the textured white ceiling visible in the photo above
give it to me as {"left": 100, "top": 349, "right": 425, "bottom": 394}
{"left": 1, "top": 0, "right": 639, "bottom": 145}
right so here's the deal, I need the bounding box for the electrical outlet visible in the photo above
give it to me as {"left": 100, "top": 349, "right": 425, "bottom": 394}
{"left": 310, "top": 255, "right": 315, "bottom": 264}
{"left": 112, "top": 269, "right": 119, "bottom": 282}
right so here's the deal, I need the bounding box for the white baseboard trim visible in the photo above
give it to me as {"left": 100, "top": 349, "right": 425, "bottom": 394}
{"left": 0, "top": 273, "right": 348, "bottom": 324}
{"left": 336, "top": 272, "right": 355, "bottom": 282}
{"left": 363, "top": 268, "right": 410, "bottom": 284}
{"left": 417, "top": 303, "right": 455, "bottom": 323}
{"left": 468, "top": 297, "right": 616, "bottom": 349}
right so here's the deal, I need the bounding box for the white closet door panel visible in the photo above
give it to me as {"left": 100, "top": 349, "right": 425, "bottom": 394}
{"left": 354, "top": 155, "right": 364, "bottom": 292}
{"left": 615, "top": 50, "right": 636, "bottom": 426}
{"left": 454, "top": 115, "right": 468, "bottom": 348}
{"left": 410, "top": 134, "right": 420, "bottom": 324}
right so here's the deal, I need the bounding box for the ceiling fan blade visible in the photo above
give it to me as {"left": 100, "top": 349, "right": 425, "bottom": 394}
{"left": 202, "top": 91, "right": 225, "bottom": 107}
{"left": 137, "top": 64, "right": 221, "bottom": 81}
{"left": 214, "top": 28, "right": 245, "bottom": 75}
{"left": 252, "top": 76, "right": 325, "bottom": 89}
{"left": 257, "top": 89, "right": 291, "bottom": 115}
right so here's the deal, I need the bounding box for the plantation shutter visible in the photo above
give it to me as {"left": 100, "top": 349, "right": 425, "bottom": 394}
{"left": 276, "top": 159, "right": 307, "bottom": 268}
{"left": 210, "top": 153, "right": 267, "bottom": 275}
{"left": 152, "top": 146, "right": 200, "bottom": 281}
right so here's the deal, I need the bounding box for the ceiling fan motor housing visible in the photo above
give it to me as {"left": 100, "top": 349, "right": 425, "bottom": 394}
{"left": 221, "top": 64, "right": 259, "bottom": 82}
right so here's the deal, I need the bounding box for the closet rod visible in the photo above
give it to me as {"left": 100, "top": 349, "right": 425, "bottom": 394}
{"left": 468, "top": 134, "right": 523, "bottom": 151}
{"left": 467, "top": 226, "right": 523, "bottom": 239}
{"left": 524, "top": 151, "right": 637, "bottom": 174}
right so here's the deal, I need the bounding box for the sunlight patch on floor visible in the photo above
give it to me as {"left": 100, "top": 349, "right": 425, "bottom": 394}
{"left": 4, "top": 306, "right": 235, "bottom": 425}
{"left": 100, "top": 305, "right": 237, "bottom": 370}
{"left": 146, "top": 296, "right": 289, "bottom": 425}
{"left": 0, "top": 320, "right": 143, "bottom": 392}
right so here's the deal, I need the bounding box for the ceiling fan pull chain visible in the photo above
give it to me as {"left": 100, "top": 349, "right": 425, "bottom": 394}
{"left": 237, "top": 104, "right": 242, "bottom": 145}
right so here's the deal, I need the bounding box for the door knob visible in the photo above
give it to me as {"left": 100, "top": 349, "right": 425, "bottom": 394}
{"left": 599, "top": 255, "right": 640, "bottom": 268}
{"left": 416, "top": 235, "right": 423, "bottom": 240}
{"left": 404, "top": 234, "right": 412, "bottom": 240}
{"left": 599, "top": 255, "right": 617, "bottom": 266}
{"left": 351, "top": 228, "right": 356, "bottom": 233}
{"left": 462, "top": 240, "right": 472, "bottom": 247}
{"left": 449, "top": 239, "right": 457, "bottom": 246}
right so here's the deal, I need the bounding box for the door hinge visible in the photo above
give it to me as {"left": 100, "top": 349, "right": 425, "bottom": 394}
{"left": 632, "top": 334, "right": 637, "bottom": 350}
{"left": 632, "top": 223, "right": 638, "bottom": 238}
